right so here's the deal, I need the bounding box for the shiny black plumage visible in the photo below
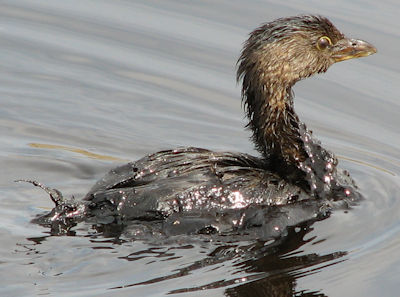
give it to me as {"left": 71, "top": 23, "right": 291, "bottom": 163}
{"left": 84, "top": 148, "right": 309, "bottom": 222}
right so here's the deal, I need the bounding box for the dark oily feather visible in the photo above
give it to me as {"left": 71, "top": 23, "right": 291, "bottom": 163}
{"left": 84, "top": 147, "right": 311, "bottom": 222}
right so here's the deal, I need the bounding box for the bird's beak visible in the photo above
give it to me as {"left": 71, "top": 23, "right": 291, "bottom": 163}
{"left": 331, "top": 38, "right": 377, "bottom": 62}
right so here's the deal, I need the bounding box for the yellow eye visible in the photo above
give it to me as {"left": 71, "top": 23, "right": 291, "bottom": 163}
{"left": 316, "top": 36, "right": 332, "bottom": 50}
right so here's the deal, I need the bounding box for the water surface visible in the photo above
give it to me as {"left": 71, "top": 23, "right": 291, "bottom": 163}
{"left": 1, "top": 1, "right": 399, "bottom": 296}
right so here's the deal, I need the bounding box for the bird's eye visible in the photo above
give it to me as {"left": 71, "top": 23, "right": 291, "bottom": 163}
{"left": 316, "top": 36, "right": 332, "bottom": 50}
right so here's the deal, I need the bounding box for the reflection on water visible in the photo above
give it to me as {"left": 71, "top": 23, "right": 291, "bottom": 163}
{"left": 29, "top": 143, "right": 125, "bottom": 161}
{"left": 1, "top": 0, "right": 400, "bottom": 296}
{"left": 21, "top": 223, "right": 345, "bottom": 296}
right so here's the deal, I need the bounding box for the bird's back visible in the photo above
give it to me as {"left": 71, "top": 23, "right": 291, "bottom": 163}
{"left": 84, "top": 147, "right": 311, "bottom": 224}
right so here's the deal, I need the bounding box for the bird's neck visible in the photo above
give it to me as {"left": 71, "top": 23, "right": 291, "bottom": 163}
{"left": 245, "top": 82, "right": 307, "bottom": 167}
{"left": 245, "top": 80, "right": 345, "bottom": 198}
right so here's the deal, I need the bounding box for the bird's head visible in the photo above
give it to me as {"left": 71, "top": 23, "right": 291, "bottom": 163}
{"left": 237, "top": 15, "right": 376, "bottom": 87}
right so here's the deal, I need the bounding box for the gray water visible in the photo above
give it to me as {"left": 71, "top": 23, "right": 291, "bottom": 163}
{"left": 1, "top": 0, "right": 399, "bottom": 296}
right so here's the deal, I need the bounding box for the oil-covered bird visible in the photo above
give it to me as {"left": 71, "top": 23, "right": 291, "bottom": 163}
{"left": 26, "top": 15, "right": 376, "bottom": 236}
